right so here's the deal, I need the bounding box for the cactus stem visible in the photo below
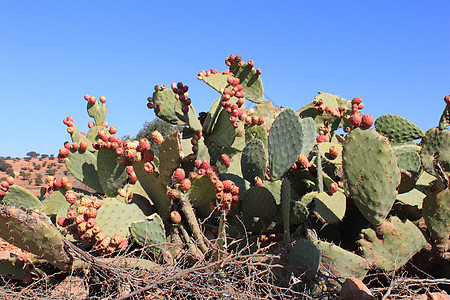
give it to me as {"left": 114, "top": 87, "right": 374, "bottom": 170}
{"left": 281, "top": 177, "right": 291, "bottom": 242}
{"left": 180, "top": 193, "right": 208, "bottom": 254}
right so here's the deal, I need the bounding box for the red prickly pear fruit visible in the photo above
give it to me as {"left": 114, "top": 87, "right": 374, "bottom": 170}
{"left": 351, "top": 97, "right": 362, "bottom": 105}
{"left": 167, "top": 189, "right": 179, "bottom": 200}
{"left": 445, "top": 94, "right": 450, "bottom": 105}
{"left": 143, "top": 149, "right": 155, "bottom": 162}
{"left": 116, "top": 147, "right": 124, "bottom": 156}
{"left": 86, "top": 218, "right": 96, "bottom": 228}
{"left": 237, "top": 98, "right": 245, "bottom": 107}
{"left": 72, "top": 142, "right": 79, "bottom": 151}
{"left": 201, "top": 160, "right": 210, "bottom": 170}
{"left": 6, "top": 176, "right": 14, "bottom": 186}
{"left": 222, "top": 180, "right": 234, "bottom": 191}
{"left": 358, "top": 103, "right": 365, "bottom": 109}
{"left": 316, "top": 135, "right": 329, "bottom": 143}
{"left": 151, "top": 131, "right": 164, "bottom": 145}
{"left": 147, "top": 102, "right": 154, "bottom": 109}
{"left": 84, "top": 94, "right": 90, "bottom": 101}
{"left": 99, "top": 96, "right": 106, "bottom": 103}
{"left": 67, "top": 127, "right": 74, "bottom": 134}
{"left": 88, "top": 121, "right": 95, "bottom": 128}
{"left": 230, "top": 116, "right": 237, "bottom": 123}
{"left": 109, "top": 126, "right": 117, "bottom": 134}
{"left": 221, "top": 154, "right": 231, "bottom": 167}
{"left": 182, "top": 105, "right": 189, "bottom": 113}
{"left": 59, "top": 148, "right": 69, "bottom": 156}
{"left": 361, "top": 114, "right": 374, "bottom": 128}
{"left": 172, "top": 168, "right": 186, "bottom": 183}
{"left": 53, "top": 179, "right": 62, "bottom": 188}
{"left": 329, "top": 146, "right": 339, "bottom": 159}
{"left": 297, "top": 154, "right": 309, "bottom": 169}
{"left": 80, "top": 197, "right": 92, "bottom": 207}
{"left": 128, "top": 173, "right": 138, "bottom": 183}
{"left": 110, "top": 235, "right": 124, "bottom": 246}
{"left": 144, "top": 162, "right": 154, "bottom": 173}
{"left": 196, "top": 130, "right": 202, "bottom": 139}
{"left": 79, "top": 141, "right": 88, "bottom": 152}
{"left": 247, "top": 60, "right": 254, "bottom": 67}
{"left": 102, "top": 121, "right": 109, "bottom": 128}
{"left": 89, "top": 96, "right": 96, "bottom": 104}
{"left": 87, "top": 207, "right": 98, "bottom": 218}
{"left": 195, "top": 159, "right": 202, "bottom": 169}
{"left": 67, "top": 210, "right": 77, "bottom": 219}
{"left": 92, "top": 225, "right": 101, "bottom": 234}
{"left": 138, "top": 138, "right": 151, "bottom": 152}
{"left": 64, "top": 141, "right": 71, "bottom": 149}
{"left": 0, "top": 181, "right": 9, "bottom": 189}
{"left": 328, "top": 182, "right": 339, "bottom": 194}
{"left": 77, "top": 206, "right": 89, "bottom": 215}
{"left": 198, "top": 168, "right": 206, "bottom": 176}
{"left": 189, "top": 172, "right": 198, "bottom": 181}
{"left": 170, "top": 211, "right": 182, "bottom": 224}
{"left": 92, "top": 198, "right": 103, "bottom": 209}
{"left": 350, "top": 114, "right": 362, "bottom": 127}
{"left": 227, "top": 76, "right": 234, "bottom": 85}
{"left": 233, "top": 122, "right": 239, "bottom": 128}
{"left": 256, "top": 68, "right": 261, "bottom": 75}
{"left": 57, "top": 217, "right": 70, "bottom": 227}
{"left": 0, "top": 189, "right": 6, "bottom": 197}
{"left": 61, "top": 176, "right": 69, "bottom": 187}
{"left": 177, "top": 82, "right": 183, "bottom": 89}
{"left": 180, "top": 179, "right": 191, "bottom": 192}
{"left": 155, "top": 102, "right": 162, "bottom": 110}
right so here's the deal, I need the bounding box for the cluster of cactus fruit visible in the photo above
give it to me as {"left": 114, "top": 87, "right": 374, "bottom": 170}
{"left": 0, "top": 55, "right": 449, "bottom": 291}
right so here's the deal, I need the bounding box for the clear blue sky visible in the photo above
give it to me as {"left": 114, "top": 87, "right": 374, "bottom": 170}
{"left": 1, "top": 1, "right": 449, "bottom": 157}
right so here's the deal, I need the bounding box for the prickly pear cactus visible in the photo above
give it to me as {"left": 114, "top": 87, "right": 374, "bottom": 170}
{"left": 375, "top": 114, "right": 424, "bottom": 143}
{"left": 342, "top": 128, "right": 401, "bottom": 225}
{"left": 358, "top": 216, "right": 427, "bottom": 271}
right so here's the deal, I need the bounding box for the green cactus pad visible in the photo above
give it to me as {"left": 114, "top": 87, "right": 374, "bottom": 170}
{"left": 420, "top": 127, "right": 450, "bottom": 174}
{"left": 0, "top": 251, "right": 35, "bottom": 282}
{"left": 317, "top": 141, "right": 343, "bottom": 165}
{"left": 186, "top": 175, "right": 216, "bottom": 208}
{"left": 297, "top": 92, "right": 348, "bottom": 132}
{"left": 87, "top": 101, "right": 107, "bottom": 125}
{"left": 439, "top": 104, "right": 450, "bottom": 130}
{"left": 0, "top": 205, "right": 72, "bottom": 271}
{"left": 97, "top": 148, "right": 127, "bottom": 197}
{"left": 65, "top": 148, "right": 104, "bottom": 194}
{"left": 201, "top": 73, "right": 229, "bottom": 93}
{"left": 152, "top": 88, "right": 187, "bottom": 126}
{"left": 290, "top": 200, "right": 309, "bottom": 225}
{"left": 95, "top": 197, "right": 146, "bottom": 238}
{"left": 342, "top": 128, "right": 401, "bottom": 225}
{"left": 130, "top": 213, "right": 166, "bottom": 254}
{"left": 253, "top": 101, "right": 283, "bottom": 128}
{"left": 375, "top": 114, "right": 424, "bottom": 143}
{"left": 245, "top": 124, "right": 268, "bottom": 148}
{"left": 86, "top": 125, "right": 106, "bottom": 144}
{"left": 268, "top": 109, "right": 316, "bottom": 179}
{"left": 423, "top": 187, "right": 450, "bottom": 247}
{"left": 313, "top": 191, "right": 346, "bottom": 224}
{"left": 132, "top": 160, "right": 171, "bottom": 221}
{"left": 1, "top": 185, "right": 43, "bottom": 211}
{"left": 358, "top": 216, "right": 427, "bottom": 272}
{"left": 69, "top": 124, "right": 96, "bottom": 152}
{"left": 313, "top": 240, "right": 369, "bottom": 279}
{"left": 288, "top": 239, "right": 321, "bottom": 276}
{"left": 394, "top": 150, "right": 421, "bottom": 174}
{"left": 241, "top": 139, "right": 267, "bottom": 184}
{"left": 242, "top": 186, "right": 277, "bottom": 221}
{"left": 229, "top": 61, "right": 264, "bottom": 103}
{"left": 208, "top": 108, "right": 238, "bottom": 148}
{"left": 158, "top": 132, "right": 183, "bottom": 186}
{"left": 264, "top": 180, "right": 282, "bottom": 205}
{"left": 42, "top": 189, "right": 71, "bottom": 224}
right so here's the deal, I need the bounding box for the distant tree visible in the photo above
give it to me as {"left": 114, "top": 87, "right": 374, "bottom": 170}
{"left": 0, "top": 158, "right": 13, "bottom": 173}
{"left": 45, "top": 169, "right": 56, "bottom": 176}
{"left": 34, "top": 174, "right": 43, "bottom": 186}
{"left": 41, "top": 154, "right": 49, "bottom": 158}
{"left": 49, "top": 154, "right": 55, "bottom": 160}
{"left": 26, "top": 151, "right": 40, "bottom": 158}
{"left": 134, "top": 119, "right": 182, "bottom": 155}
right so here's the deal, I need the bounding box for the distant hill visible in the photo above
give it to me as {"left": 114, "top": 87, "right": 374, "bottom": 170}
{"left": 0, "top": 156, "right": 90, "bottom": 196}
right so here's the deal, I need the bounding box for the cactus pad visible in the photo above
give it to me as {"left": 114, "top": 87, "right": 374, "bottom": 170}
{"left": 0, "top": 205, "right": 72, "bottom": 270}
{"left": 375, "top": 114, "right": 424, "bottom": 143}
{"left": 423, "top": 187, "right": 450, "bottom": 248}
{"left": 342, "top": 128, "right": 401, "bottom": 225}
{"left": 268, "top": 109, "right": 315, "bottom": 179}
{"left": 241, "top": 139, "right": 267, "bottom": 183}
{"left": 420, "top": 127, "right": 450, "bottom": 174}
{"left": 358, "top": 216, "right": 427, "bottom": 271}
{"left": 229, "top": 61, "right": 264, "bottom": 103}
{"left": 313, "top": 191, "right": 346, "bottom": 224}
{"left": 1, "top": 185, "right": 43, "bottom": 211}
{"left": 130, "top": 213, "right": 166, "bottom": 254}
{"left": 288, "top": 239, "right": 321, "bottom": 276}
{"left": 242, "top": 186, "right": 277, "bottom": 221}
{"left": 313, "top": 240, "right": 368, "bottom": 279}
